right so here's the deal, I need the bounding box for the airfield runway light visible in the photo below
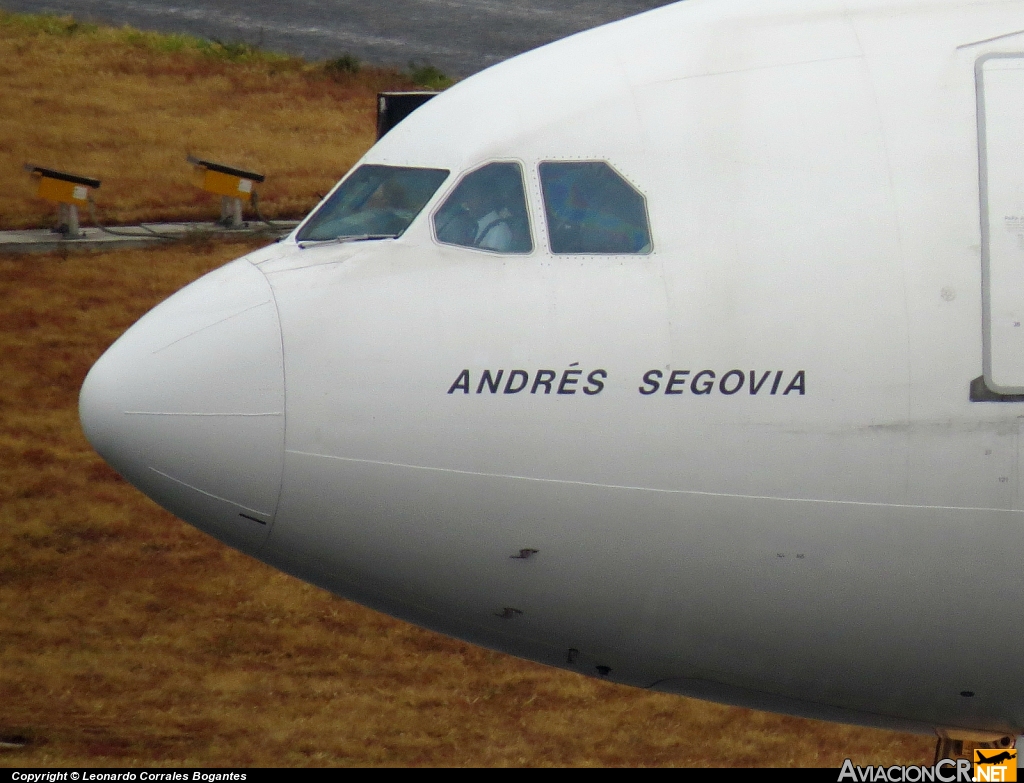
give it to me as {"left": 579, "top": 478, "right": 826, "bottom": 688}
{"left": 187, "top": 156, "right": 265, "bottom": 229}
{"left": 24, "top": 164, "right": 101, "bottom": 239}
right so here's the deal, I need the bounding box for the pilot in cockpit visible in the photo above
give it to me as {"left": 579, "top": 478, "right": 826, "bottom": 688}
{"left": 434, "top": 162, "right": 532, "bottom": 254}
{"left": 436, "top": 188, "right": 512, "bottom": 251}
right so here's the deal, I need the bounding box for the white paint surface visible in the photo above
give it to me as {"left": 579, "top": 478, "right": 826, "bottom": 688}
{"left": 81, "top": 0, "right": 1024, "bottom": 739}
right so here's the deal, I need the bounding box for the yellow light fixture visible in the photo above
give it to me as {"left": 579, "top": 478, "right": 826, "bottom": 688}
{"left": 25, "top": 164, "right": 101, "bottom": 238}
{"left": 187, "top": 157, "right": 265, "bottom": 228}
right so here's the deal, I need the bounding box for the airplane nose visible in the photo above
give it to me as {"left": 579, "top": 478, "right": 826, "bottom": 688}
{"left": 79, "top": 257, "right": 285, "bottom": 554}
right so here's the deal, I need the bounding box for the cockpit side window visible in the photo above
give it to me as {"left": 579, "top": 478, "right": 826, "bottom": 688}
{"left": 296, "top": 164, "right": 449, "bottom": 242}
{"left": 433, "top": 162, "right": 533, "bottom": 253}
{"left": 539, "top": 161, "right": 651, "bottom": 254}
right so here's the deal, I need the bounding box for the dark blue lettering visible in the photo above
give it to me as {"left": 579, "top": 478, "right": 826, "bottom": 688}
{"left": 665, "top": 370, "right": 690, "bottom": 394}
{"left": 749, "top": 370, "right": 771, "bottom": 394}
{"left": 532, "top": 370, "right": 556, "bottom": 394}
{"left": 477, "top": 369, "right": 504, "bottom": 394}
{"left": 504, "top": 370, "right": 529, "bottom": 394}
{"left": 583, "top": 369, "right": 607, "bottom": 395}
{"left": 783, "top": 370, "right": 806, "bottom": 395}
{"left": 691, "top": 370, "right": 715, "bottom": 395}
{"left": 639, "top": 370, "right": 662, "bottom": 395}
{"left": 719, "top": 370, "right": 744, "bottom": 395}
{"left": 558, "top": 368, "right": 582, "bottom": 394}
{"left": 448, "top": 370, "right": 470, "bottom": 394}
{"left": 770, "top": 370, "right": 784, "bottom": 395}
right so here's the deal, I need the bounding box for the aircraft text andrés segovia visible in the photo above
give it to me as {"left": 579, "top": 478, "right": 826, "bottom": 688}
{"left": 447, "top": 368, "right": 806, "bottom": 396}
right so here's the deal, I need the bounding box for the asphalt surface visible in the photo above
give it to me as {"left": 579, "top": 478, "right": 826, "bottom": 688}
{"left": 1, "top": 0, "right": 679, "bottom": 76}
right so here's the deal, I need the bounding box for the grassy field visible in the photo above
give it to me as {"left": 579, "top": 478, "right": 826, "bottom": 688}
{"left": 0, "top": 11, "right": 941, "bottom": 768}
{"left": 0, "top": 10, "right": 425, "bottom": 230}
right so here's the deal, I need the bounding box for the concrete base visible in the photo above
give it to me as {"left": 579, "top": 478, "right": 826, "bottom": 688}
{"left": 0, "top": 220, "right": 299, "bottom": 254}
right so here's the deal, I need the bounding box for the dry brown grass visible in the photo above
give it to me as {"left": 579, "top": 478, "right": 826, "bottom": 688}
{"left": 0, "top": 240, "right": 938, "bottom": 767}
{"left": 0, "top": 11, "right": 421, "bottom": 230}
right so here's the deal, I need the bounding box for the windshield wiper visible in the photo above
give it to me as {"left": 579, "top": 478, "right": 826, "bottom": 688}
{"left": 297, "top": 233, "right": 399, "bottom": 248}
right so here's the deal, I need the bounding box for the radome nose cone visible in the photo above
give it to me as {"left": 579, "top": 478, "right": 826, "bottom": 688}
{"left": 80, "top": 257, "right": 284, "bottom": 554}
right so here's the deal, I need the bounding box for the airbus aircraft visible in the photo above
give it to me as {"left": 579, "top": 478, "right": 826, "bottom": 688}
{"left": 79, "top": 0, "right": 1024, "bottom": 754}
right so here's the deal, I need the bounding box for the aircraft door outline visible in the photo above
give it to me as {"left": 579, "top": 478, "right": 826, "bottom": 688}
{"left": 976, "top": 53, "right": 1024, "bottom": 395}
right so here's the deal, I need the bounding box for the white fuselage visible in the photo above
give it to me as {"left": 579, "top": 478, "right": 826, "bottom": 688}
{"left": 80, "top": 0, "right": 1024, "bottom": 737}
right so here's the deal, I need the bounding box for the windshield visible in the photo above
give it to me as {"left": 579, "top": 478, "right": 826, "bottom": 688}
{"left": 296, "top": 164, "right": 449, "bottom": 242}
{"left": 539, "top": 161, "right": 651, "bottom": 254}
{"left": 434, "top": 162, "right": 533, "bottom": 253}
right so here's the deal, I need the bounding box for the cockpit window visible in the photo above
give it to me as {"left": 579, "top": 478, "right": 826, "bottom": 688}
{"left": 296, "top": 164, "right": 449, "bottom": 242}
{"left": 433, "top": 162, "right": 533, "bottom": 253}
{"left": 539, "top": 161, "right": 651, "bottom": 254}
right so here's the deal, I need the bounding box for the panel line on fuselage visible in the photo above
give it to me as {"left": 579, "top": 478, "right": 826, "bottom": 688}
{"left": 285, "top": 450, "right": 1024, "bottom": 514}
{"left": 123, "top": 411, "right": 282, "bottom": 416}
{"left": 148, "top": 466, "right": 272, "bottom": 518}
{"left": 643, "top": 53, "right": 863, "bottom": 85}
{"left": 149, "top": 299, "right": 274, "bottom": 355}
{"left": 957, "top": 28, "right": 1024, "bottom": 48}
